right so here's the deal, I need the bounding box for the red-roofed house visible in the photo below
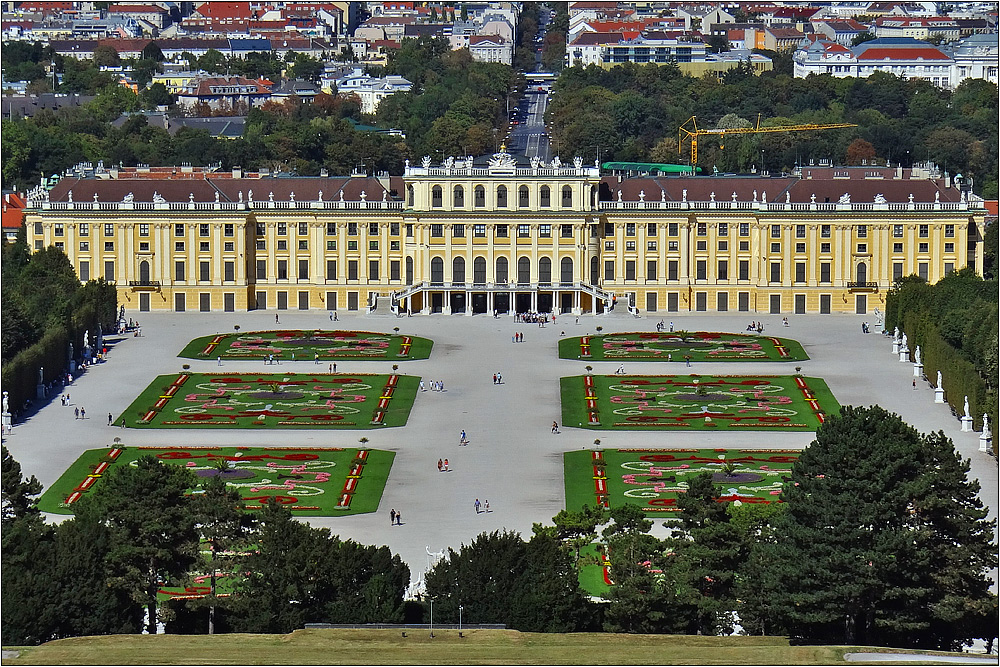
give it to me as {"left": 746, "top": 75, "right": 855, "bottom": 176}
{"left": 874, "top": 16, "right": 961, "bottom": 42}
{"left": 795, "top": 37, "right": 955, "bottom": 88}
{"left": 566, "top": 32, "right": 626, "bottom": 67}
{"left": 176, "top": 76, "right": 271, "bottom": 113}
{"left": 2, "top": 193, "right": 25, "bottom": 242}
{"left": 189, "top": 2, "right": 253, "bottom": 21}
{"left": 812, "top": 18, "right": 870, "bottom": 46}
{"left": 108, "top": 4, "right": 169, "bottom": 29}
{"left": 469, "top": 35, "right": 511, "bottom": 65}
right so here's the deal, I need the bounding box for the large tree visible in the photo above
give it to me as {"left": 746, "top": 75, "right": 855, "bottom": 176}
{"left": 765, "top": 406, "right": 997, "bottom": 649}
{"left": 75, "top": 455, "right": 200, "bottom": 634}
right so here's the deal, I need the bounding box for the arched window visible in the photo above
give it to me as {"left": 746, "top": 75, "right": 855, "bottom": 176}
{"left": 517, "top": 256, "right": 530, "bottom": 283}
{"left": 518, "top": 185, "right": 529, "bottom": 208}
{"left": 407, "top": 185, "right": 414, "bottom": 207}
{"left": 474, "top": 185, "right": 486, "bottom": 207}
{"left": 453, "top": 185, "right": 464, "bottom": 208}
{"left": 562, "top": 185, "right": 573, "bottom": 207}
{"left": 496, "top": 256, "right": 508, "bottom": 283}
{"left": 538, "top": 257, "right": 551, "bottom": 284}
{"left": 497, "top": 185, "right": 507, "bottom": 208}
{"left": 405, "top": 256, "right": 413, "bottom": 284}
{"left": 561, "top": 257, "right": 574, "bottom": 283}
{"left": 453, "top": 256, "right": 466, "bottom": 284}
{"left": 139, "top": 260, "right": 150, "bottom": 283}
{"left": 540, "top": 185, "right": 551, "bottom": 207}
{"left": 856, "top": 262, "right": 867, "bottom": 284}
{"left": 431, "top": 185, "right": 443, "bottom": 207}
{"left": 473, "top": 257, "right": 486, "bottom": 284}
{"left": 430, "top": 257, "right": 444, "bottom": 284}
{"left": 590, "top": 256, "right": 599, "bottom": 284}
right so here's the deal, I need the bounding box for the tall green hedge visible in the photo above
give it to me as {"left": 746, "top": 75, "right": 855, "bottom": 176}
{"left": 885, "top": 270, "right": 998, "bottom": 434}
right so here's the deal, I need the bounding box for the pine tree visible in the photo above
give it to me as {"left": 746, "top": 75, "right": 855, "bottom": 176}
{"left": 1, "top": 445, "right": 42, "bottom": 525}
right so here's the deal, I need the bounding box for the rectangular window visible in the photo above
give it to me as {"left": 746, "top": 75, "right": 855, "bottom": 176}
{"left": 821, "top": 224, "right": 831, "bottom": 238}
{"left": 626, "top": 241, "right": 636, "bottom": 251}
{"left": 795, "top": 224, "right": 806, "bottom": 238}
{"left": 200, "top": 224, "right": 210, "bottom": 237}
{"left": 718, "top": 260, "right": 728, "bottom": 280}
{"left": 696, "top": 240, "right": 707, "bottom": 251}
{"left": 495, "top": 225, "right": 508, "bottom": 238}
{"left": 327, "top": 223, "right": 337, "bottom": 235}
{"left": 945, "top": 262, "right": 956, "bottom": 275}
{"left": 919, "top": 243, "right": 929, "bottom": 253}
{"left": 893, "top": 224, "right": 903, "bottom": 238}
{"left": 257, "top": 223, "right": 265, "bottom": 235}
{"left": 561, "top": 224, "right": 573, "bottom": 238}
{"left": 139, "top": 242, "right": 149, "bottom": 252}
{"left": 369, "top": 260, "right": 379, "bottom": 281}
{"left": 739, "top": 223, "right": 750, "bottom": 237}
{"left": 297, "top": 260, "right": 308, "bottom": 280}
{"left": 604, "top": 260, "right": 615, "bottom": 281}
{"left": 518, "top": 224, "right": 530, "bottom": 238}
{"left": 770, "top": 243, "right": 780, "bottom": 253}
{"left": 390, "top": 222, "right": 400, "bottom": 236}
{"left": 391, "top": 240, "right": 400, "bottom": 250}
{"left": 200, "top": 261, "right": 210, "bottom": 281}
{"left": 299, "top": 223, "right": 309, "bottom": 235}
{"left": 257, "top": 240, "right": 266, "bottom": 251}
{"left": 278, "top": 223, "right": 287, "bottom": 235}
{"left": 796, "top": 242, "right": 806, "bottom": 253}
{"left": 944, "top": 242, "right": 954, "bottom": 253}
{"left": 390, "top": 260, "right": 400, "bottom": 281}
{"left": 175, "top": 241, "right": 185, "bottom": 252}
{"left": 668, "top": 240, "right": 678, "bottom": 251}
{"left": 348, "top": 260, "right": 358, "bottom": 280}
{"left": 257, "top": 260, "right": 266, "bottom": 280}
{"left": 919, "top": 224, "right": 929, "bottom": 238}
{"left": 647, "top": 223, "right": 657, "bottom": 236}
{"left": 626, "top": 223, "right": 635, "bottom": 237}
{"left": 326, "top": 260, "right": 336, "bottom": 280}
{"left": 406, "top": 224, "right": 413, "bottom": 238}
{"left": 718, "top": 223, "right": 728, "bottom": 237}
{"left": 104, "top": 241, "right": 114, "bottom": 251}
{"left": 79, "top": 241, "right": 89, "bottom": 251}
{"left": 668, "top": 223, "right": 679, "bottom": 237}
{"left": 104, "top": 261, "right": 115, "bottom": 281}
{"left": 856, "top": 225, "right": 867, "bottom": 238}
{"left": 175, "top": 224, "right": 184, "bottom": 236}
{"left": 625, "top": 260, "right": 636, "bottom": 280}
{"left": 299, "top": 240, "right": 308, "bottom": 250}
{"left": 605, "top": 241, "right": 615, "bottom": 251}
{"left": 105, "top": 223, "right": 114, "bottom": 236}
{"left": 431, "top": 224, "right": 443, "bottom": 238}
{"left": 820, "top": 263, "right": 831, "bottom": 283}
{"left": 696, "top": 260, "right": 707, "bottom": 280}
{"left": 647, "top": 260, "right": 656, "bottom": 280}
{"left": 139, "top": 223, "right": 149, "bottom": 236}
{"left": 474, "top": 224, "right": 486, "bottom": 237}
{"left": 278, "top": 260, "right": 288, "bottom": 280}
{"left": 368, "top": 222, "right": 378, "bottom": 236}
{"left": 944, "top": 224, "right": 955, "bottom": 238}
{"left": 739, "top": 241, "right": 749, "bottom": 251}
{"left": 770, "top": 224, "right": 781, "bottom": 238}
{"left": 648, "top": 241, "right": 657, "bottom": 251}
{"left": 347, "top": 222, "right": 357, "bottom": 236}
{"left": 821, "top": 242, "right": 831, "bottom": 253}
{"left": 539, "top": 224, "right": 551, "bottom": 238}
{"left": 175, "top": 261, "right": 186, "bottom": 281}
{"left": 278, "top": 240, "right": 288, "bottom": 250}
{"left": 452, "top": 224, "right": 466, "bottom": 238}
{"left": 79, "top": 261, "right": 89, "bottom": 281}
{"left": 857, "top": 244, "right": 867, "bottom": 253}
{"left": 696, "top": 223, "right": 706, "bottom": 237}
{"left": 326, "top": 240, "right": 336, "bottom": 251}
{"left": 604, "top": 223, "right": 614, "bottom": 236}
{"left": 770, "top": 262, "right": 781, "bottom": 283}
{"left": 668, "top": 260, "right": 678, "bottom": 281}
{"left": 224, "top": 224, "right": 234, "bottom": 237}
{"left": 369, "top": 240, "right": 378, "bottom": 251}
{"left": 893, "top": 262, "right": 903, "bottom": 280}
{"left": 200, "top": 242, "right": 210, "bottom": 252}
{"left": 795, "top": 262, "right": 806, "bottom": 283}
{"left": 54, "top": 223, "right": 64, "bottom": 236}
{"left": 918, "top": 262, "right": 928, "bottom": 280}
{"left": 893, "top": 243, "right": 903, "bottom": 253}
{"left": 224, "top": 261, "right": 235, "bottom": 282}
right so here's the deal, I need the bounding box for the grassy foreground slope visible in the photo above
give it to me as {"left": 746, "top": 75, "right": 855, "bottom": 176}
{"left": 2, "top": 629, "right": 974, "bottom": 665}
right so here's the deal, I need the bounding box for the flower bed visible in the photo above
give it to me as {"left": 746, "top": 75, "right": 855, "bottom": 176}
{"left": 559, "top": 331, "right": 807, "bottom": 362}
{"left": 178, "top": 330, "right": 433, "bottom": 361}
{"left": 38, "top": 446, "right": 394, "bottom": 517}
{"left": 564, "top": 448, "right": 801, "bottom": 515}
{"left": 560, "top": 374, "right": 838, "bottom": 431}
{"left": 116, "top": 372, "right": 419, "bottom": 429}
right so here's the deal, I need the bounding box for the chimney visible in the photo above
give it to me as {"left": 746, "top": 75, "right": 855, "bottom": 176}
{"left": 233, "top": 166, "right": 242, "bottom": 178}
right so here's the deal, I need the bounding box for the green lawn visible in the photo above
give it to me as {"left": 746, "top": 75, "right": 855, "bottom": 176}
{"left": 4, "top": 630, "right": 960, "bottom": 665}
{"left": 38, "top": 446, "right": 394, "bottom": 517}
{"left": 558, "top": 331, "right": 807, "bottom": 362}
{"left": 564, "top": 448, "right": 801, "bottom": 515}
{"left": 560, "top": 374, "right": 839, "bottom": 431}
{"left": 576, "top": 543, "right": 611, "bottom": 598}
{"left": 115, "top": 372, "right": 418, "bottom": 429}
{"left": 178, "top": 330, "right": 432, "bottom": 361}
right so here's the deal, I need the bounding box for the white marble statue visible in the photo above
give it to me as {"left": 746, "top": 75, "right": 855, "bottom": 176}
{"left": 914, "top": 346, "right": 921, "bottom": 365}
{"left": 153, "top": 191, "right": 165, "bottom": 204}
{"left": 983, "top": 414, "right": 992, "bottom": 438}
{"left": 964, "top": 396, "right": 970, "bottom": 418}
{"left": 874, "top": 193, "right": 887, "bottom": 204}
{"left": 937, "top": 370, "right": 942, "bottom": 388}
{"left": 894, "top": 326, "right": 900, "bottom": 342}
{"left": 2, "top": 391, "right": 8, "bottom": 414}
{"left": 122, "top": 192, "right": 134, "bottom": 203}
{"left": 901, "top": 332, "right": 908, "bottom": 350}
{"left": 838, "top": 192, "right": 851, "bottom": 204}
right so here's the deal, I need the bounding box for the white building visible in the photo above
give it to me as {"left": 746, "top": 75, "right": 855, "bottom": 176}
{"left": 468, "top": 34, "right": 511, "bottom": 65}
{"left": 793, "top": 37, "right": 957, "bottom": 89}
{"left": 873, "top": 16, "right": 961, "bottom": 42}
{"left": 334, "top": 68, "right": 412, "bottom": 114}
{"left": 942, "top": 32, "right": 999, "bottom": 88}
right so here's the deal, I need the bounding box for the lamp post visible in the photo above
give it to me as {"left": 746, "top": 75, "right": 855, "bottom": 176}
{"left": 458, "top": 605, "right": 463, "bottom": 632}
{"left": 429, "top": 597, "right": 434, "bottom": 637}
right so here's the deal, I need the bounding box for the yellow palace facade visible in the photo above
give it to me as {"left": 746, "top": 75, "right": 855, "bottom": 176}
{"left": 22, "top": 154, "right": 987, "bottom": 316}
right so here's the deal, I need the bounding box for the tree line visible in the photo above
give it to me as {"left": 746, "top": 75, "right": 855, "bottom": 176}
{"left": 4, "top": 406, "right": 995, "bottom": 648}
{"left": 885, "top": 267, "right": 998, "bottom": 435}
{"left": 1, "top": 231, "right": 118, "bottom": 416}
{"left": 546, "top": 63, "right": 998, "bottom": 197}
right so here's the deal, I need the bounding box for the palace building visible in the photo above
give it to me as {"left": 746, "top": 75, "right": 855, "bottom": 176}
{"left": 21, "top": 152, "right": 987, "bottom": 317}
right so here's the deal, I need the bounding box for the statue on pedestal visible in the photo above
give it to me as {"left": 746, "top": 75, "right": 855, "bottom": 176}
{"left": 983, "top": 414, "right": 992, "bottom": 439}
{"left": 964, "top": 396, "right": 970, "bottom": 418}
{"left": 914, "top": 346, "right": 921, "bottom": 365}
{"left": 936, "top": 370, "right": 942, "bottom": 388}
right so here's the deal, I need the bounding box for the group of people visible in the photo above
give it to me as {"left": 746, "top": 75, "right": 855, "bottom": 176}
{"left": 437, "top": 458, "right": 451, "bottom": 471}
{"left": 492, "top": 372, "right": 503, "bottom": 384}
{"left": 782, "top": 317, "right": 790, "bottom": 327}
{"left": 746, "top": 321, "right": 765, "bottom": 333}
{"left": 861, "top": 322, "right": 872, "bottom": 334}
{"left": 474, "top": 498, "right": 491, "bottom": 514}
{"left": 420, "top": 380, "right": 445, "bottom": 391}
{"left": 655, "top": 320, "right": 674, "bottom": 333}
{"left": 512, "top": 332, "right": 526, "bottom": 343}
{"left": 388, "top": 508, "right": 403, "bottom": 525}
{"left": 515, "top": 312, "right": 551, "bottom": 325}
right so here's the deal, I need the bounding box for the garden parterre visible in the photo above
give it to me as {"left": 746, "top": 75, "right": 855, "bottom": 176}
{"left": 558, "top": 331, "right": 807, "bottom": 362}
{"left": 178, "top": 330, "right": 433, "bottom": 361}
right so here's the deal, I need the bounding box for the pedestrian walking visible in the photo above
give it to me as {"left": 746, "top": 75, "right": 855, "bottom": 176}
{"left": 493, "top": 373, "right": 497, "bottom": 385}
{"left": 333, "top": 363, "right": 337, "bottom": 373}
{"left": 439, "top": 380, "right": 445, "bottom": 391}
{"left": 329, "top": 364, "right": 333, "bottom": 373}
{"left": 217, "top": 356, "right": 222, "bottom": 366}
{"left": 395, "top": 510, "right": 401, "bottom": 525}
{"left": 108, "top": 412, "right": 113, "bottom": 426}
{"left": 75, "top": 407, "right": 79, "bottom": 419}
{"left": 420, "top": 380, "right": 426, "bottom": 391}
{"left": 669, "top": 321, "right": 674, "bottom": 332}
{"left": 333, "top": 311, "right": 338, "bottom": 321}
{"left": 80, "top": 407, "right": 86, "bottom": 419}
{"left": 443, "top": 458, "right": 449, "bottom": 471}
{"left": 685, "top": 355, "right": 692, "bottom": 367}
{"left": 475, "top": 498, "right": 481, "bottom": 514}
{"left": 437, "top": 458, "right": 443, "bottom": 472}
{"left": 314, "top": 353, "right": 320, "bottom": 364}
{"left": 913, "top": 378, "right": 917, "bottom": 390}
{"left": 390, "top": 508, "right": 397, "bottom": 525}
{"left": 460, "top": 430, "right": 466, "bottom": 444}
{"left": 329, "top": 311, "right": 334, "bottom": 321}
{"left": 497, "top": 372, "right": 502, "bottom": 384}
{"left": 275, "top": 314, "right": 279, "bottom": 324}
{"left": 552, "top": 421, "right": 559, "bottom": 433}
{"left": 485, "top": 500, "right": 490, "bottom": 512}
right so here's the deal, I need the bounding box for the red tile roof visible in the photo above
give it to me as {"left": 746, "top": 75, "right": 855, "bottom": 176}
{"left": 984, "top": 200, "right": 998, "bottom": 216}
{"left": 2, "top": 193, "right": 25, "bottom": 231}
{"left": 192, "top": 2, "right": 253, "bottom": 20}
{"left": 570, "top": 32, "right": 625, "bottom": 46}
{"left": 858, "top": 47, "right": 951, "bottom": 60}
{"left": 108, "top": 4, "right": 167, "bottom": 13}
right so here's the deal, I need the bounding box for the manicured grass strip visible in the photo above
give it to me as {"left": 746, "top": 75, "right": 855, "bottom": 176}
{"left": 179, "top": 330, "right": 433, "bottom": 361}
{"left": 116, "top": 372, "right": 419, "bottom": 429}
{"left": 5, "top": 629, "right": 943, "bottom": 665}
{"left": 558, "top": 331, "right": 808, "bottom": 362}
{"left": 560, "top": 374, "right": 839, "bottom": 431}
{"left": 565, "top": 448, "right": 801, "bottom": 515}
{"left": 576, "top": 543, "right": 611, "bottom": 598}
{"left": 39, "top": 446, "right": 394, "bottom": 518}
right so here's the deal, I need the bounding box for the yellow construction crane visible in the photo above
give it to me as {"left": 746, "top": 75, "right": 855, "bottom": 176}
{"left": 678, "top": 115, "right": 858, "bottom": 166}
